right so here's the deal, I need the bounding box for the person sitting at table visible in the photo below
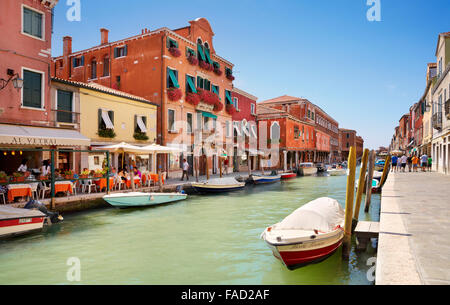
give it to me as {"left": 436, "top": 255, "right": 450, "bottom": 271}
{"left": 41, "top": 160, "right": 50, "bottom": 177}
{"left": 118, "top": 168, "right": 127, "bottom": 181}
{"left": 17, "top": 159, "right": 28, "bottom": 173}
{"left": 110, "top": 167, "right": 118, "bottom": 178}
{"left": 133, "top": 168, "right": 142, "bottom": 179}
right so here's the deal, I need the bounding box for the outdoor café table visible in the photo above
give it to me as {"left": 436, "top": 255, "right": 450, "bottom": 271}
{"left": 93, "top": 177, "right": 114, "bottom": 191}
{"left": 54, "top": 181, "right": 73, "bottom": 195}
{"left": 7, "top": 184, "right": 32, "bottom": 202}
{"left": 126, "top": 176, "right": 141, "bottom": 188}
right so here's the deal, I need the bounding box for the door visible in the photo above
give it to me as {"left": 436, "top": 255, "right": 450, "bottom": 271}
{"left": 187, "top": 155, "right": 194, "bottom": 176}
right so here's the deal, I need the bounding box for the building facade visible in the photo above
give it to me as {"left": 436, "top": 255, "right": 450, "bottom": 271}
{"left": 421, "top": 63, "right": 437, "bottom": 156}
{"left": 52, "top": 18, "right": 236, "bottom": 178}
{"left": 339, "top": 129, "right": 364, "bottom": 160}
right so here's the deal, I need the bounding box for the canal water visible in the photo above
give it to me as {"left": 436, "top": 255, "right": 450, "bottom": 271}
{"left": 0, "top": 172, "right": 379, "bottom": 285}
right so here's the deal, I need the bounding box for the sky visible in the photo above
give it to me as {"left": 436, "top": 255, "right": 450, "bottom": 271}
{"left": 51, "top": 0, "right": 450, "bottom": 150}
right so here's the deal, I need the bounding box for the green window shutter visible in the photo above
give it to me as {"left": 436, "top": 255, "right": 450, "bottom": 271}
{"left": 98, "top": 109, "right": 103, "bottom": 130}
{"left": 205, "top": 80, "right": 210, "bottom": 91}
{"left": 23, "top": 70, "right": 42, "bottom": 108}
{"left": 134, "top": 115, "right": 138, "bottom": 133}
{"left": 197, "top": 76, "right": 204, "bottom": 89}
{"left": 186, "top": 47, "right": 195, "bottom": 57}
{"left": 168, "top": 69, "right": 180, "bottom": 88}
{"left": 32, "top": 11, "right": 42, "bottom": 38}
{"left": 23, "top": 8, "right": 32, "bottom": 34}
{"left": 204, "top": 48, "right": 213, "bottom": 64}
{"left": 197, "top": 44, "right": 206, "bottom": 61}
{"left": 57, "top": 90, "right": 73, "bottom": 123}
{"left": 187, "top": 76, "right": 197, "bottom": 93}
{"left": 108, "top": 111, "right": 114, "bottom": 126}
{"left": 212, "top": 85, "right": 218, "bottom": 95}
{"left": 213, "top": 62, "right": 220, "bottom": 69}
{"left": 225, "top": 90, "right": 232, "bottom": 105}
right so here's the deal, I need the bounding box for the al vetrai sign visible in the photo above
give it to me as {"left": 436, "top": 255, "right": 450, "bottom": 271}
{"left": 10, "top": 137, "right": 58, "bottom": 146}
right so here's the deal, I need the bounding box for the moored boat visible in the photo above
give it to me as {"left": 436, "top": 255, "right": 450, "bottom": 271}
{"left": 0, "top": 206, "right": 46, "bottom": 239}
{"left": 328, "top": 168, "right": 347, "bottom": 176}
{"left": 374, "top": 159, "right": 385, "bottom": 172}
{"left": 103, "top": 192, "right": 187, "bottom": 208}
{"left": 251, "top": 174, "right": 281, "bottom": 184}
{"left": 298, "top": 162, "right": 318, "bottom": 176}
{"left": 191, "top": 177, "right": 245, "bottom": 194}
{"left": 280, "top": 172, "right": 297, "bottom": 180}
{"left": 261, "top": 197, "right": 345, "bottom": 270}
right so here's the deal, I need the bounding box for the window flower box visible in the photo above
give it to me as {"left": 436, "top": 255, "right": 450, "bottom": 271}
{"left": 187, "top": 55, "right": 198, "bottom": 66}
{"left": 199, "top": 60, "right": 212, "bottom": 71}
{"left": 226, "top": 104, "right": 237, "bottom": 115}
{"left": 167, "top": 88, "right": 182, "bottom": 101}
{"left": 134, "top": 131, "right": 149, "bottom": 141}
{"left": 226, "top": 74, "right": 235, "bottom": 81}
{"left": 168, "top": 47, "right": 181, "bottom": 57}
{"left": 186, "top": 92, "right": 201, "bottom": 106}
{"left": 213, "top": 68, "right": 222, "bottom": 76}
{"left": 98, "top": 128, "right": 116, "bottom": 138}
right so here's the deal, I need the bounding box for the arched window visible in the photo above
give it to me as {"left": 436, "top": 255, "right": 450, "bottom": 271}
{"left": 197, "top": 38, "right": 203, "bottom": 45}
{"left": 270, "top": 121, "right": 280, "bottom": 140}
{"left": 91, "top": 58, "right": 97, "bottom": 79}
{"left": 204, "top": 42, "right": 210, "bottom": 50}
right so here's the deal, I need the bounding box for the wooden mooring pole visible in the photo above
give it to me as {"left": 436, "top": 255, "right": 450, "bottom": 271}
{"left": 343, "top": 146, "right": 356, "bottom": 259}
{"left": 379, "top": 155, "right": 391, "bottom": 189}
{"left": 353, "top": 148, "right": 369, "bottom": 222}
{"left": 364, "top": 150, "right": 376, "bottom": 213}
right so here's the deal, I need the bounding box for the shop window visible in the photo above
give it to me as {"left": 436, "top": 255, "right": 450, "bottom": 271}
{"left": 22, "top": 69, "right": 43, "bottom": 109}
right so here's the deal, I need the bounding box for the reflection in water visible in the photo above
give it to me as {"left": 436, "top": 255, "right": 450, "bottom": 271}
{"left": 0, "top": 172, "right": 380, "bottom": 285}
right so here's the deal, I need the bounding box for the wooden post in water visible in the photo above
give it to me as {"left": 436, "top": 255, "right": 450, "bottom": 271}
{"left": 364, "top": 150, "right": 376, "bottom": 213}
{"left": 219, "top": 157, "right": 223, "bottom": 178}
{"left": 379, "top": 155, "right": 391, "bottom": 188}
{"left": 354, "top": 148, "right": 369, "bottom": 222}
{"left": 343, "top": 146, "right": 356, "bottom": 259}
{"left": 129, "top": 157, "right": 136, "bottom": 192}
{"left": 206, "top": 157, "right": 210, "bottom": 180}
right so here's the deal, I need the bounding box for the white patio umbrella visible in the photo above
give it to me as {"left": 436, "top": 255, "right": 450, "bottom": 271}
{"left": 141, "top": 144, "right": 183, "bottom": 154}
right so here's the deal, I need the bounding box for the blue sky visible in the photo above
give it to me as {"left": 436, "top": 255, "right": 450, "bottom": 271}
{"left": 51, "top": 0, "right": 450, "bottom": 149}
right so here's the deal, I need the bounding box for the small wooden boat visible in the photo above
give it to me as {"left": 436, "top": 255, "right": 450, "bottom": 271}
{"left": 280, "top": 172, "right": 297, "bottom": 180}
{"left": 0, "top": 206, "right": 46, "bottom": 239}
{"left": 298, "top": 162, "right": 318, "bottom": 176}
{"left": 103, "top": 192, "right": 187, "bottom": 208}
{"left": 261, "top": 197, "right": 344, "bottom": 270}
{"left": 191, "top": 177, "right": 245, "bottom": 194}
{"left": 251, "top": 174, "right": 281, "bottom": 184}
{"left": 374, "top": 159, "right": 385, "bottom": 172}
{"left": 328, "top": 168, "right": 346, "bottom": 176}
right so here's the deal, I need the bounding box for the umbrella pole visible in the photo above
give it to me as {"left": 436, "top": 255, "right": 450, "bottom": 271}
{"left": 130, "top": 156, "right": 135, "bottom": 192}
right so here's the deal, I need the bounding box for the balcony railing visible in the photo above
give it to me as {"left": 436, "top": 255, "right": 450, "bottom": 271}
{"left": 52, "top": 109, "right": 80, "bottom": 127}
{"left": 446, "top": 99, "right": 450, "bottom": 119}
{"left": 432, "top": 112, "right": 442, "bottom": 130}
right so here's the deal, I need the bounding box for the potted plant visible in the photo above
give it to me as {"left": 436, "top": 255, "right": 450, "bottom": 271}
{"left": 102, "top": 167, "right": 109, "bottom": 176}
{"left": 226, "top": 104, "right": 237, "bottom": 115}
{"left": 0, "top": 171, "right": 7, "bottom": 183}
{"left": 98, "top": 128, "right": 116, "bottom": 138}
{"left": 199, "top": 60, "right": 212, "bottom": 71}
{"left": 167, "top": 88, "right": 182, "bottom": 101}
{"left": 94, "top": 169, "right": 103, "bottom": 178}
{"left": 187, "top": 55, "right": 198, "bottom": 66}
{"left": 64, "top": 170, "right": 74, "bottom": 180}
{"left": 226, "top": 69, "right": 235, "bottom": 81}
{"left": 168, "top": 46, "right": 181, "bottom": 57}
{"left": 214, "top": 101, "right": 224, "bottom": 112}
{"left": 134, "top": 131, "right": 149, "bottom": 141}
{"left": 80, "top": 169, "right": 90, "bottom": 179}
{"left": 186, "top": 92, "right": 201, "bottom": 106}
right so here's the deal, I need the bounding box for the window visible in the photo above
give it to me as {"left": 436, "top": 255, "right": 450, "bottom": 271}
{"left": 233, "top": 97, "right": 239, "bottom": 110}
{"left": 346, "top": 133, "right": 350, "bottom": 139}
{"left": 91, "top": 59, "right": 97, "bottom": 79}
{"left": 135, "top": 115, "right": 147, "bottom": 133}
{"left": 114, "top": 45, "right": 128, "bottom": 58}
{"left": 212, "top": 85, "right": 219, "bottom": 96}
{"left": 311, "top": 112, "right": 315, "bottom": 120}
{"left": 73, "top": 56, "right": 84, "bottom": 68}
{"left": 186, "top": 47, "right": 195, "bottom": 58}
{"left": 204, "top": 79, "right": 211, "bottom": 91}
{"left": 167, "top": 37, "right": 178, "bottom": 49}
{"left": 23, "top": 7, "right": 43, "bottom": 39}
{"left": 225, "top": 67, "right": 232, "bottom": 76}
{"left": 186, "top": 75, "right": 197, "bottom": 94}
{"left": 167, "top": 68, "right": 179, "bottom": 88}
{"left": 186, "top": 113, "right": 193, "bottom": 133}
{"left": 22, "top": 69, "right": 43, "bottom": 109}
{"left": 98, "top": 109, "right": 114, "bottom": 130}
{"left": 251, "top": 103, "right": 256, "bottom": 115}
{"left": 197, "top": 43, "right": 206, "bottom": 62}
{"left": 294, "top": 126, "right": 299, "bottom": 139}
{"left": 307, "top": 110, "right": 311, "bottom": 118}
{"left": 270, "top": 122, "right": 280, "bottom": 140}
{"left": 197, "top": 76, "right": 204, "bottom": 89}
{"left": 225, "top": 90, "right": 232, "bottom": 105}
{"left": 196, "top": 112, "right": 202, "bottom": 130}
{"left": 168, "top": 109, "right": 175, "bottom": 132}
{"left": 226, "top": 121, "right": 232, "bottom": 137}
{"left": 103, "top": 57, "right": 110, "bottom": 77}
{"left": 57, "top": 90, "right": 73, "bottom": 123}
{"left": 347, "top": 143, "right": 350, "bottom": 148}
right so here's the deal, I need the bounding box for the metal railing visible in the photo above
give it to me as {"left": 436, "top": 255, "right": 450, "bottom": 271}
{"left": 432, "top": 112, "right": 442, "bottom": 130}
{"left": 51, "top": 109, "right": 80, "bottom": 125}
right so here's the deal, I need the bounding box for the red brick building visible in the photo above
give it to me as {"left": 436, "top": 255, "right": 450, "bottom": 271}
{"left": 256, "top": 105, "right": 316, "bottom": 170}
{"left": 339, "top": 129, "right": 364, "bottom": 160}
{"left": 231, "top": 88, "right": 258, "bottom": 172}
{"left": 52, "top": 18, "right": 236, "bottom": 177}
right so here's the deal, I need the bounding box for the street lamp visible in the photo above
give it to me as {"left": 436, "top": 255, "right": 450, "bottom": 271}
{"left": 0, "top": 69, "right": 23, "bottom": 90}
{"left": 12, "top": 76, "right": 23, "bottom": 89}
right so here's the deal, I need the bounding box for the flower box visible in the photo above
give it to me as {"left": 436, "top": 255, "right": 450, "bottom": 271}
{"left": 213, "top": 68, "right": 222, "bottom": 76}
{"left": 168, "top": 47, "right": 181, "bottom": 57}
{"left": 226, "top": 74, "right": 235, "bottom": 81}
{"left": 39, "top": 176, "right": 48, "bottom": 181}
{"left": 187, "top": 55, "right": 198, "bottom": 66}
{"left": 167, "top": 88, "right": 182, "bottom": 101}
{"left": 94, "top": 173, "right": 103, "bottom": 178}
{"left": 186, "top": 92, "right": 201, "bottom": 106}
{"left": 226, "top": 104, "right": 237, "bottom": 115}
{"left": 199, "top": 60, "right": 212, "bottom": 71}
{"left": 79, "top": 175, "right": 89, "bottom": 179}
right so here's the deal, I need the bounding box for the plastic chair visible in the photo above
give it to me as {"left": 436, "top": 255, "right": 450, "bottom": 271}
{"left": 81, "top": 180, "right": 97, "bottom": 194}
{"left": 39, "top": 182, "right": 51, "bottom": 200}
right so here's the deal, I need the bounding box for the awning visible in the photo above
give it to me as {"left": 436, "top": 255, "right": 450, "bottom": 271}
{"left": 136, "top": 116, "right": 147, "bottom": 133}
{"left": 199, "top": 111, "right": 217, "bottom": 119}
{"left": 101, "top": 110, "right": 114, "bottom": 129}
{"left": 0, "top": 124, "right": 90, "bottom": 146}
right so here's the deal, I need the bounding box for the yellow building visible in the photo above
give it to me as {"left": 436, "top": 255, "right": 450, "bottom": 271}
{"left": 52, "top": 78, "right": 158, "bottom": 172}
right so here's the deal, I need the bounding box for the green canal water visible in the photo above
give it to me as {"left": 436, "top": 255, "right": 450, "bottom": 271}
{"left": 0, "top": 172, "right": 379, "bottom": 285}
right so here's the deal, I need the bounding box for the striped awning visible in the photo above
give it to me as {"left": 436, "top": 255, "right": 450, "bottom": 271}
{"left": 0, "top": 124, "right": 90, "bottom": 146}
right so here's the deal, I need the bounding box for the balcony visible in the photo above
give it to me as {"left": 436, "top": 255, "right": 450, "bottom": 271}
{"left": 446, "top": 99, "right": 450, "bottom": 119}
{"left": 52, "top": 109, "right": 80, "bottom": 129}
{"left": 432, "top": 112, "right": 442, "bottom": 130}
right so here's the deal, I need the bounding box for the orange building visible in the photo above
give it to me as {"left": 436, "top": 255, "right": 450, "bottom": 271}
{"left": 256, "top": 105, "right": 316, "bottom": 170}
{"left": 52, "top": 18, "right": 236, "bottom": 177}
{"left": 339, "top": 128, "right": 364, "bottom": 160}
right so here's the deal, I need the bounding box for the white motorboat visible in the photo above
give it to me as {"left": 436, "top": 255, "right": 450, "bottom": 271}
{"left": 0, "top": 206, "right": 46, "bottom": 239}
{"left": 328, "top": 168, "right": 347, "bottom": 176}
{"left": 191, "top": 177, "right": 245, "bottom": 193}
{"left": 299, "top": 162, "right": 318, "bottom": 176}
{"left": 103, "top": 192, "right": 187, "bottom": 208}
{"left": 261, "top": 197, "right": 345, "bottom": 270}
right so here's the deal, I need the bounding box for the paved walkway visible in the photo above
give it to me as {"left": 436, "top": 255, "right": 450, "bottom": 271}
{"left": 376, "top": 172, "right": 450, "bottom": 285}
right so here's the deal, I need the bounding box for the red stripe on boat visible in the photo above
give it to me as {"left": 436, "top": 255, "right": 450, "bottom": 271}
{"left": 278, "top": 240, "right": 343, "bottom": 266}
{"left": 0, "top": 217, "right": 45, "bottom": 228}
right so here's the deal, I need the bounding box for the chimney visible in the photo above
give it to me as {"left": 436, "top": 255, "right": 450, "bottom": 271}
{"left": 63, "top": 36, "right": 72, "bottom": 56}
{"left": 100, "top": 28, "right": 109, "bottom": 45}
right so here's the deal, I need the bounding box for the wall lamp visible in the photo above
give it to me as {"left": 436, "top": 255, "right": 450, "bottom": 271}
{"left": 0, "top": 69, "right": 23, "bottom": 91}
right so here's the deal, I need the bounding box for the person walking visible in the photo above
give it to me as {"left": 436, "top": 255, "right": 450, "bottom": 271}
{"left": 181, "top": 159, "right": 189, "bottom": 181}
{"left": 400, "top": 154, "right": 407, "bottom": 172}
{"left": 391, "top": 155, "right": 398, "bottom": 172}
{"left": 427, "top": 156, "right": 433, "bottom": 172}
{"left": 407, "top": 155, "right": 412, "bottom": 172}
{"left": 412, "top": 154, "right": 419, "bottom": 172}
{"left": 420, "top": 153, "right": 428, "bottom": 172}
